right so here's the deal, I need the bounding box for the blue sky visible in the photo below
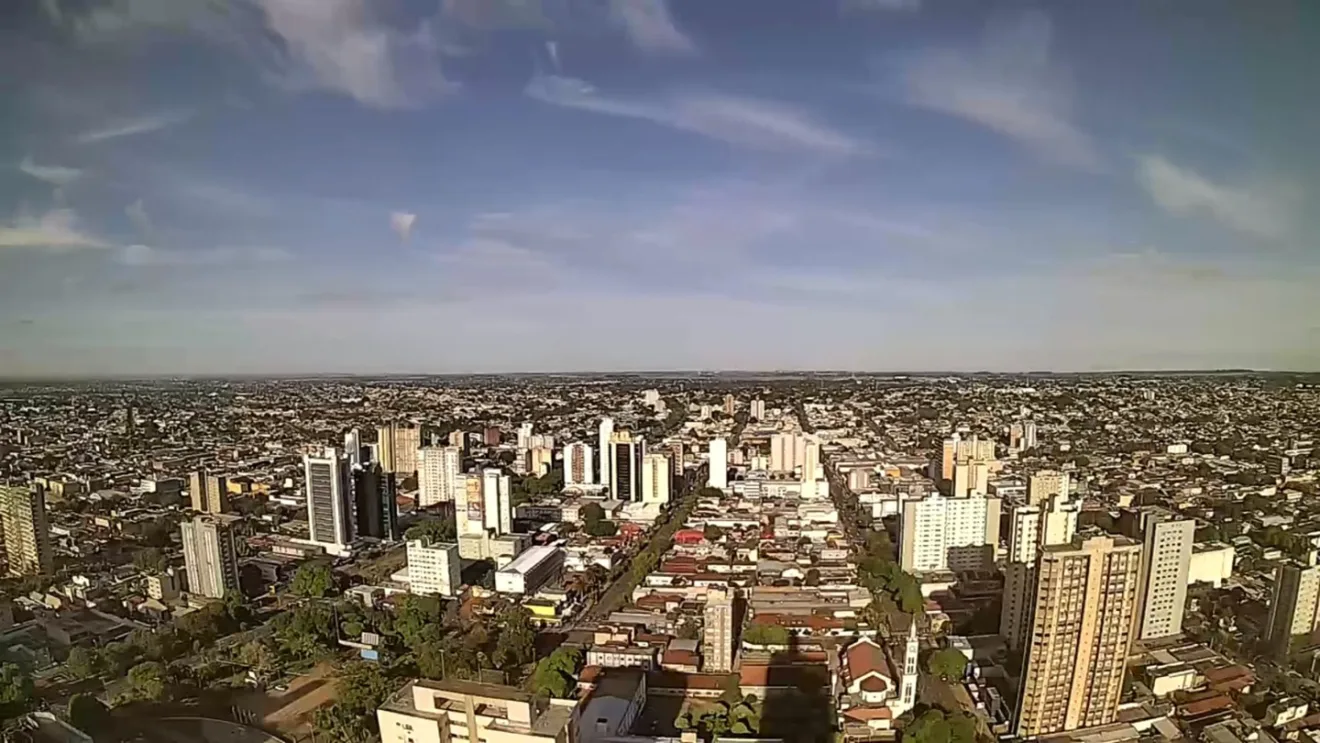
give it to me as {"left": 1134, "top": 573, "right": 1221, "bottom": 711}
{"left": 2, "top": 0, "right": 1317, "bottom": 375}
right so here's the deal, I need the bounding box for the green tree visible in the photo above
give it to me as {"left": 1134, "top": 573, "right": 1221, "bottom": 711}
{"left": 125, "top": 661, "right": 169, "bottom": 702}
{"left": 703, "top": 524, "right": 724, "bottom": 541}
{"left": 393, "top": 595, "right": 446, "bottom": 650}
{"left": 743, "top": 623, "right": 790, "bottom": 646}
{"left": 132, "top": 547, "right": 169, "bottom": 573}
{"left": 65, "top": 646, "right": 103, "bottom": 680}
{"left": 273, "top": 604, "right": 337, "bottom": 660}
{"left": 291, "top": 562, "right": 336, "bottom": 599}
{"left": 494, "top": 606, "right": 536, "bottom": 670}
{"left": 531, "top": 647, "right": 583, "bottom": 698}
{"left": 67, "top": 694, "right": 111, "bottom": 737}
{"left": 586, "top": 520, "right": 619, "bottom": 537}
{"left": 0, "top": 664, "right": 35, "bottom": 723}
{"left": 581, "top": 502, "right": 606, "bottom": 528}
{"left": 238, "top": 641, "right": 280, "bottom": 685}
{"left": 406, "top": 517, "right": 457, "bottom": 543}
{"left": 927, "top": 648, "right": 969, "bottom": 681}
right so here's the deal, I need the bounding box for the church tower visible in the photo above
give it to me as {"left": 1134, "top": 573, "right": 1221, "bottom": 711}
{"left": 900, "top": 620, "right": 920, "bottom": 712}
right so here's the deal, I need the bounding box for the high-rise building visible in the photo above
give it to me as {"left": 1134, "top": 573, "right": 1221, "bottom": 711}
{"left": 344, "top": 428, "right": 364, "bottom": 468}
{"left": 750, "top": 398, "right": 766, "bottom": 420}
{"left": 609, "top": 431, "right": 645, "bottom": 502}
{"left": 305, "top": 447, "right": 354, "bottom": 553}
{"left": 482, "top": 468, "right": 512, "bottom": 535}
{"left": 1001, "top": 494, "right": 1079, "bottom": 650}
{"left": 189, "top": 470, "right": 230, "bottom": 513}
{"left": 482, "top": 427, "right": 502, "bottom": 446}
{"left": 642, "top": 453, "right": 671, "bottom": 505}
{"left": 703, "top": 585, "right": 735, "bottom": 672}
{"left": 417, "top": 446, "right": 462, "bottom": 507}
{"left": 180, "top": 513, "right": 240, "bottom": 599}
{"left": 456, "top": 474, "right": 485, "bottom": 537}
{"left": 1028, "top": 470, "right": 1070, "bottom": 505}
{"left": 1123, "top": 509, "right": 1194, "bottom": 641}
{"left": 1014, "top": 536, "right": 1142, "bottom": 739}
{"left": 527, "top": 447, "right": 553, "bottom": 477}
{"left": 406, "top": 539, "right": 462, "bottom": 597}
{"left": 723, "top": 394, "right": 736, "bottom": 416}
{"left": 670, "top": 442, "right": 685, "bottom": 477}
{"left": 707, "top": 438, "right": 728, "bottom": 491}
{"left": 899, "top": 491, "right": 1001, "bottom": 574}
{"left": 1009, "top": 421, "right": 1038, "bottom": 453}
{"left": 1265, "top": 560, "right": 1320, "bottom": 655}
{"left": 0, "top": 484, "right": 53, "bottom": 576}
{"left": 354, "top": 463, "right": 399, "bottom": 541}
{"left": 563, "top": 443, "right": 594, "bottom": 486}
{"left": 801, "top": 437, "right": 822, "bottom": 497}
{"left": 377, "top": 423, "right": 424, "bottom": 475}
{"left": 516, "top": 422, "right": 534, "bottom": 451}
{"left": 447, "top": 429, "right": 467, "bottom": 449}
{"left": 936, "top": 434, "right": 996, "bottom": 492}
{"left": 598, "top": 417, "right": 615, "bottom": 491}
{"left": 769, "top": 433, "right": 806, "bottom": 473}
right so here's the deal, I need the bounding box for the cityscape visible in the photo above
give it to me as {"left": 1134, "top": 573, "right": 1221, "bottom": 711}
{"left": 0, "top": 374, "right": 1319, "bottom": 743}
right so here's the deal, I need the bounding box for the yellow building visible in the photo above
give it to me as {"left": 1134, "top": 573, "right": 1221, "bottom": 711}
{"left": 377, "top": 679, "right": 578, "bottom": 743}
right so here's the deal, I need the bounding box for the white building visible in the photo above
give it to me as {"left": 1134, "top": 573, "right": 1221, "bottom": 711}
{"left": 516, "top": 422, "right": 534, "bottom": 451}
{"left": 406, "top": 539, "right": 462, "bottom": 597}
{"left": 899, "top": 491, "right": 1001, "bottom": 574}
{"left": 1001, "top": 494, "right": 1079, "bottom": 650}
{"left": 641, "top": 453, "right": 671, "bottom": 505}
{"left": 377, "top": 679, "right": 579, "bottom": 743}
{"left": 1028, "top": 470, "right": 1070, "bottom": 504}
{"left": 304, "top": 447, "right": 354, "bottom": 554}
{"left": 417, "top": 446, "right": 462, "bottom": 507}
{"left": 481, "top": 469, "right": 512, "bottom": 536}
{"left": 598, "top": 418, "right": 614, "bottom": 492}
{"left": 494, "top": 545, "right": 564, "bottom": 595}
{"left": 455, "top": 474, "right": 485, "bottom": 537}
{"left": 1188, "top": 544, "right": 1236, "bottom": 587}
{"left": 1133, "top": 511, "right": 1194, "bottom": 640}
{"left": 707, "top": 438, "right": 728, "bottom": 491}
{"left": 181, "top": 514, "right": 240, "bottom": 599}
{"left": 770, "top": 433, "right": 806, "bottom": 474}
{"left": 802, "top": 438, "right": 822, "bottom": 498}
{"left": 563, "top": 443, "right": 594, "bottom": 487}
{"left": 750, "top": 399, "right": 766, "bottom": 420}
{"left": 703, "top": 586, "right": 735, "bottom": 672}
{"left": 527, "top": 447, "right": 553, "bottom": 477}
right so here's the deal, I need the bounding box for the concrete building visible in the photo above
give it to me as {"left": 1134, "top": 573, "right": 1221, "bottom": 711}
{"left": 1028, "top": 470, "right": 1070, "bottom": 505}
{"left": 750, "top": 398, "right": 765, "bottom": 420}
{"left": 598, "top": 417, "right": 614, "bottom": 494}
{"left": 641, "top": 453, "right": 671, "bottom": 505}
{"left": 0, "top": 484, "right": 53, "bottom": 576}
{"left": 495, "top": 545, "right": 564, "bottom": 595}
{"left": 608, "top": 431, "right": 644, "bottom": 502}
{"left": 936, "top": 434, "right": 996, "bottom": 491}
{"left": 1010, "top": 421, "right": 1038, "bottom": 453}
{"left": 482, "top": 469, "right": 513, "bottom": 536}
{"left": 801, "top": 437, "right": 822, "bottom": 498}
{"left": 1265, "top": 559, "right": 1320, "bottom": 656}
{"left": 770, "top": 433, "right": 805, "bottom": 473}
{"left": 417, "top": 446, "right": 462, "bottom": 507}
{"left": 377, "top": 678, "right": 578, "bottom": 743}
{"left": 181, "top": 513, "right": 241, "bottom": 599}
{"left": 378, "top": 422, "right": 424, "bottom": 475}
{"left": 707, "top": 438, "right": 728, "bottom": 491}
{"left": 188, "top": 470, "right": 229, "bottom": 513}
{"left": 456, "top": 474, "right": 485, "bottom": 538}
{"left": 1001, "top": 494, "right": 1079, "bottom": 650}
{"left": 1126, "top": 509, "right": 1194, "bottom": 641}
{"left": 1188, "top": 544, "right": 1236, "bottom": 588}
{"left": 304, "top": 447, "right": 354, "bottom": 553}
{"left": 703, "top": 585, "right": 735, "bottom": 672}
{"left": 899, "top": 491, "right": 1001, "bottom": 574}
{"left": 407, "top": 539, "right": 462, "bottom": 597}
{"left": 1015, "top": 536, "right": 1142, "bottom": 739}
{"left": 563, "top": 443, "right": 594, "bottom": 487}
{"left": 527, "top": 447, "right": 554, "bottom": 478}
{"left": 354, "top": 463, "right": 399, "bottom": 541}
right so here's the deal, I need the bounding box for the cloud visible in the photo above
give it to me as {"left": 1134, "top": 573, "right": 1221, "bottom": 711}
{"left": 390, "top": 211, "right": 417, "bottom": 240}
{"left": 118, "top": 244, "right": 291, "bottom": 266}
{"left": 125, "top": 199, "right": 153, "bottom": 236}
{"left": 1135, "top": 155, "right": 1298, "bottom": 241}
{"left": 19, "top": 157, "right": 84, "bottom": 186}
{"left": 899, "top": 11, "right": 1099, "bottom": 169}
{"left": 842, "top": 0, "right": 921, "bottom": 12}
{"left": 254, "top": 0, "right": 455, "bottom": 108}
{"left": 0, "top": 209, "right": 109, "bottom": 250}
{"left": 75, "top": 109, "right": 195, "bottom": 143}
{"left": 611, "top": 0, "right": 697, "bottom": 56}
{"left": 527, "top": 76, "right": 869, "bottom": 156}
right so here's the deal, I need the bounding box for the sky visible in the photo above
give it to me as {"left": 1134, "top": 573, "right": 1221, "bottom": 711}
{"left": 1, "top": 0, "right": 1318, "bottom": 376}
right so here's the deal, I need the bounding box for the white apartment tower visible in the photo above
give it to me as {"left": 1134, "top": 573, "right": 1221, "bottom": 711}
{"left": 456, "top": 474, "right": 486, "bottom": 537}
{"left": 598, "top": 418, "right": 614, "bottom": 490}
{"left": 1028, "top": 470, "right": 1071, "bottom": 505}
{"left": 750, "top": 398, "right": 766, "bottom": 420}
{"left": 1130, "top": 510, "right": 1194, "bottom": 640}
{"left": 769, "top": 433, "right": 806, "bottom": 474}
{"left": 417, "top": 446, "right": 462, "bottom": 507}
{"left": 181, "top": 514, "right": 240, "bottom": 599}
{"left": 642, "top": 453, "right": 672, "bottom": 505}
{"left": 1001, "top": 493, "right": 1080, "bottom": 650}
{"left": 801, "top": 437, "right": 822, "bottom": 498}
{"left": 563, "top": 443, "right": 594, "bottom": 487}
{"left": 899, "top": 491, "right": 1001, "bottom": 574}
{"left": 703, "top": 586, "right": 736, "bottom": 672}
{"left": 1266, "top": 559, "right": 1320, "bottom": 655}
{"left": 304, "top": 447, "right": 355, "bottom": 553}
{"left": 707, "top": 438, "right": 728, "bottom": 491}
{"left": 481, "top": 468, "right": 513, "bottom": 536}
{"left": 406, "top": 539, "right": 462, "bottom": 597}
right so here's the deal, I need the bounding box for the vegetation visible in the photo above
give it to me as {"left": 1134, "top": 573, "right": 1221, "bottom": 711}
{"left": 901, "top": 708, "right": 979, "bottom": 743}
{"left": 926, "top": 648, "right": 969, "bottom": 682}
{"left": 531, "top": 646, "right": 584, "bottom": 698}
{"left": 0, "top": 664, "right": 34, "bottom": 724}
{"left": 743, "top": 623, "right": 791, "bottom": 646}
{"left": 67, "top": 694, "right": 111, "bottom": 736}
{"left": 313, "top": 662, "right": 396, "bottom": 743}
{"left": 291, "top": 562, "right": 337, "bottom": 599}
{"left": 405, "top": 516, "right": 457, "bottom": 543}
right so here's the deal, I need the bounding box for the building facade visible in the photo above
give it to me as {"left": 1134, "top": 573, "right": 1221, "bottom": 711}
{"left": 899, "top": 491, "right": 1001, "bottom": 574}
{"left": 641, "top": 453, "right": 671, "bottom": 505}
{"left": 563, "top": 443, "right": 594, "bottom": 487}
{"left": 407, "top": 539, "right": 462, "bottom": 597}
{"left": 417, "top": 446, "right": 462, "bottom": 507}
{"left": 707, "top": 438, "right": 728, "bottom": 491}
{"left": 0, "top": 484, "right": 53, "bottom": 576}
{"left": 305, "top": 447, "right": 354, "bottom": 553}
{"left": 181, "top": 513, "right": 240, "bottom": 599}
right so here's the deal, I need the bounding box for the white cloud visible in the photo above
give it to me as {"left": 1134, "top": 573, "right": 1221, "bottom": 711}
{"left": 1135, "top": 155, "right": 1298, "bottom": 241}
{"left": 390, "top": 211, "right": 417, "bottom": 240}
{"left": 527, "top": 75, "right": 869, "bottom": 156}
{"left": 19, "top": 156, "right": 84, "bottom": 186}
{"left": 75, "top": 109, "right": 195, "bottom": 143}
{"left": 255, "top": 0, "right": 454, "bottom": 108}
{"left": 126, "top": 199, "right": 153, "bottom": 235}
{"left": 842, "top": 0, "right": 921, "bottom": 12}
{"left": 118, "top": 244, "right": 291, "bottom": 266}
{"left": 900, "top": 12, "right": 1099, "bottom": 169}
{"left": 611, "top": 0, "right": 697, "bottom": 57}
{"left": 0, "top": 209, "right": 108, "bottom": 250}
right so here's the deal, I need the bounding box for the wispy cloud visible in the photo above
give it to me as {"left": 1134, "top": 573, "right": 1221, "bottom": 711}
{"left": 611, "top": 0, "right": 698, "bottom": 57}
{"left": 1135, "top": 155, "right": 1299, "bottom": 241}
{"left": 19, "top": 156, "right": 84, "bottom": 186}
{"left": 527, "top": 75, "right": 869, "bottom": 156}
{"left": 899, "top": 11, "right": 1099, "bottom": 169}
{"left": 118, "top": 244, "right": 291, "bottom": 267}
{"left": 125, "top": 199, "right": 153, "bottom": 236}
{"left": 75, "top": 108, "right": 194, "bottom": 143}
{"left": 841, "top": 0, "right": 921, "bottom": 13}
{"left": 390, "top": 211, "right": 417, "bottom": 241}
{"left": 0, "top": 209, "right": 109, "bottom": 250}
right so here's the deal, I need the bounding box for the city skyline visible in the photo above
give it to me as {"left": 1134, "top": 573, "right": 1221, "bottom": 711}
{"left": 2, "top": 0, "right": 1318, "bottom": 376}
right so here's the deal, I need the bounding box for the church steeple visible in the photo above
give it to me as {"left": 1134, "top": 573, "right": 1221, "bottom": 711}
{"left": 900, "top": 619, "right": 919, "bottom": 711}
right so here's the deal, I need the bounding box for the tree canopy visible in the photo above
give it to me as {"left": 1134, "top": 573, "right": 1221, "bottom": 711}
{"left": 291, "top": 562, "right": 337, "bottom": 599}
{"left": 0, "top": 664, "right": 34, "bottom": 723}
{"left": 406, "top": 517, "right": 457, "bottom": 544}
{"left": 927, "top": 648, "right": 969, "bottom": 682}
{"left": 901, "top": 709, "right": 979, "bottom": 743}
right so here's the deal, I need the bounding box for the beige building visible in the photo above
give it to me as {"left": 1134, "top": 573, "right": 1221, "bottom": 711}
{"left": 378, "top": 423, "right": 424, "bottom": 475}
{"left": 1265, "top": 559, "right": 1320, "bottom": 656}
{"left": 899, "top": 491, "right": 1001, "bottom": 574}
{"left": 0, "top": 484, "right": 54, "bottom": 576}
{"left": 1027, "top": 470, "right": 1070, "bottom": 505}
{"left": 406, "top": 539, "right": 461, "bottom": 597}
{"left": 417, "top": 446, "right": 462, "bottom": 507}
{"left": 1015, "top": 536, "right": 1142, "bottom": 739}
{"left": 936, "top": 434, "right": 996, "bottom": 492}
{"left": 527, "top": 447, "right": 554, "bottom": 478}
{"left": 189, "top": 470, "right": 230, "bottom": 513}
{"left": 703, "top": 586, "right": 735, "bottom": 673}
{"left": 1000, "top": 494, "right": 1079, "bottom": 650}
{"left": 641, "top": 453, "right": 671, "bottom": 505}
{"left": 181, "top": 513, "right": 241, "bottom": 599}
{"left": 377, "top": 678, "right": 578, "bottom": 743}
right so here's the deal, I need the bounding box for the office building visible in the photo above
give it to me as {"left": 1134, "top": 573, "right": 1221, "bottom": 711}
{"left": 1010, "top": 421, "right": 1038, "bottom": 453}
{"left": 1265, "top": 560, "right": 1320, "bottom": 655}
{"left": 305, "top": 447, "right": 354, "bottom": 553}
{"left": 1015, "top": 536, "right": 1142, "bottom": 739}
{"left": 188, "top": 470, "right": 230, "bottom": 514}
{"left": 516, "top": 422, "right": 534, "bottom": 451}
{"left": 1123, "top": 509, "right": 1194, "bottom": 641}
{"left": 703, "top": 585, "right": 736, "bottom": 672}
{"left": 1001, "top": 494, "right": 1079, "bottom": 650}
{"left": 609, "top": 430, "right": 645, "bottom": 502}
{"left": 407, "top": 539, "right": 462, "bottom": 597}
{"left": 377, "top": 423, "right": 424, "bottom": 475}
{"left": 0, "top": 484, "right": 53, "bottom": 576}
{"left": 495, "top": 545, "right": 564, "bottom": 595}
{"left": 456, "top": 474, "right": 485, "bottom": 537}
{"left": 750, "top": 398, "right": 766, "bottom": 420}
{"left": 180, "top": 514, "right": 241, "bottom": 599}
{"left": 723, "top": 394, "right": 736, "bottom": 416}
{"left": 563, "top": 443, "right": 594, "bottom": 487}
{"left": 527, "top": 447, "right": 553, "bottom": 477}
{"left": 482, "top": 468, "right": 512, "bottom": 536}
{"left": 707, "top": 438, "right": 728, "bottom": 491}
{"left": 483, "top": 427, "right": 502, "bottom": 446}
{"left": 770, "top": 433, "right": 806, "bottom": 474}
{"left": 598, "top": 418, "right": 614, "bottom": 492}
{"left": 354, "top": 463, "right": 399, "bottom": 541}
{"left": 641, "top": 453, "right": 671, "bottom": 505}
{"left": 417, "top": 446, "right": 462, "bottom": 507}
{"left": 899, "top": 491, "right": 1001, "bottom": 574}
{"left": 936, "top": 434, "right": 996, "bottom": 493}
{"left": 376, "top": 678, "right": 578, "bottom": 743}
{"left": 1028, "top": 470, "right": 1070, "bottom": 505}
{"left": 344, "top": 428, "right": 364, "bottom": 467}
{"left": 802, "top": 437, "right": 822, "bottom": 497}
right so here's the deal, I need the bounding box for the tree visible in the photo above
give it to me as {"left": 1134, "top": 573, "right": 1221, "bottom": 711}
{"left": 804, "top": 568, "right": 821, "bottom": 586}
{"left": 393, "top": 594, "right": 446, "bottom": 649}
{"left": 0, "top": 664, "right": 34, "bottom": 723}
{"left": 902, "top": 709, "right": 978, "bottom": 743}
{"left": 273, "top": 604, "right": 337, "bottom": 660}
{"left": 238, "top": 641, "right": 280, "bottom": 685}
{"left": 586, "top": 520, "right": 618, "bottom": 537}
{"left": 927, "top": 648, "right": 969, "bottom": 681}
{"left": 67, "top": 694, "right": 111, "bottom": 737}
{"left": 581, "top": 502, "right": 606, "bottom": 528}
{"left": 406, "top": 517, "right": 457, "bottom": 543}
{"left": 703, "top": 524, "right": 724, "bottom": 542}
{"left": 291, "top": 562, "right": 336, "bottom": 599}
{"left": 66, "top": 646, "right": 103, "bottom": 681}
{"left": 743, "top": 623, "right": 790, "bottom": 646}
{"left": 126, "top": 661, "right": 169, "bottom": 702}
{"left": 132, "top": 547, "right": 169, "bottom": 574}
{"left": 494, "top": 606, "right": 536, "bottom": 670}
{"left": 532, "top": 647, "right": 583, "bottom": 698}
